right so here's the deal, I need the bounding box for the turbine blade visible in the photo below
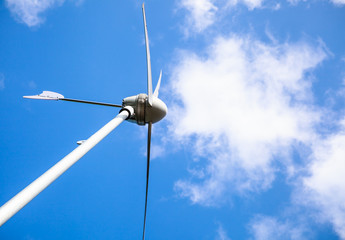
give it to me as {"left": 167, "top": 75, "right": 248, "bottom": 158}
{"left": 23, "top": 91, "right": 64, "bottom": 100}
{"left": 23, "top": 91, "right": 122, "bottom": 108}
{"left": 142, "top": 3, "right": 153, "bottom": 106}
{"left": 142, "top": 121, "right": 152, "bottom": 240}
{"left": 153, "top": 70, "right": 162, "bottom": 98}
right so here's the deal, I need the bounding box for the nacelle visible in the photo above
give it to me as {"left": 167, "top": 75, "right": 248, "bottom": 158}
{"left": 122, "top": 94, "right": 167, "bottom": 125}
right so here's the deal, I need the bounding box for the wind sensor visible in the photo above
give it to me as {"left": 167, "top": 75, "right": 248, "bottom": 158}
{"left": 0, "top": 4, "right": 166, "bottom": 240}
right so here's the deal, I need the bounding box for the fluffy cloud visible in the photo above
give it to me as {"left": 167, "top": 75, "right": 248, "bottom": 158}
{"left": 177, "top": 0, "right": 265, "bottom": 34}
{"left": 249, "top": 215, "right": 307, "bottom": 240}
{"left": 6, "top": 0, "right": 63, "bottom": 27}
{"left": 177, "top": 0, "right": 218, "bottom": 34}
{"left": 287, "top": 0, "right": 345, "bottom": 6}
{"left": 329, "top": 0, "right": 345, "bottom": 4}
{"left": 226, "top": 0, "right": 264, "bottom": 10}
{"left": 175, "top": 1, "right": 344, "bottom": 238}
{"left": 169, "top": 35, "right": 327, "bottom": 205}
{"left": 5, "top": 0, "right": 82, "bottom": 27}
{"left": 301, "top": 117, "right": 345, "bottom": 238}
{"left": 215, "top": 224, "right": 231, "bottom": 240}
{"left": 178, "top": 0, "right": 344, "bottom": 34}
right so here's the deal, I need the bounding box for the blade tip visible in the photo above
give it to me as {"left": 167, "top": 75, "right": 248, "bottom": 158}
{"left": 23, "top": 95, "right": 40, "bottom": 100}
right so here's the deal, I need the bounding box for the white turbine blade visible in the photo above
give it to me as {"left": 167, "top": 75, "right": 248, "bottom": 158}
{"left": 24, "top": 91, "right": 122, "bottom": 108}
{"left": 142, "top": 3, "right": 153, "bottom": 106}
{"left": 23, "top": 91, "right": 64, "bottom": 100}
{"left": 153, "top": 70, "right": 162, "bottom": 98}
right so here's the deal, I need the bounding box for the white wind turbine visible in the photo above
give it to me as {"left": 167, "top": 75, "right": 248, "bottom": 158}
{"left": 0, "top": 4, "right": 166, "bottom": 240}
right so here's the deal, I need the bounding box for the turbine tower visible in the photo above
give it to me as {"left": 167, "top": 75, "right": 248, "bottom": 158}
{"left": 0, "top": 4, "right": 166, "bottom": 240}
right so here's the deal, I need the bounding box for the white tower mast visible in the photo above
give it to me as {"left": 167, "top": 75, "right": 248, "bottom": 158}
{"left": 0, "top": 107, "right": 133, "bottom": 227}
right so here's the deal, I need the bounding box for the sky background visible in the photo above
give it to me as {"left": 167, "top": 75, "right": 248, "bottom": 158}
{"left": 0, "top": 0, "right": 345, "bottom": 239}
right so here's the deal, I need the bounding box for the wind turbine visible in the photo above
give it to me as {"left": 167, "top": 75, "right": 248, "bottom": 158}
{"left": 0, "top": 3, "right": 166, "bottom": 240}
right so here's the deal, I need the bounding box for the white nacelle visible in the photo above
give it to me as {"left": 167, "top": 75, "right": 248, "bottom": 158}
{"left": 122, "top": 94, "right": 167, "bottom": 125}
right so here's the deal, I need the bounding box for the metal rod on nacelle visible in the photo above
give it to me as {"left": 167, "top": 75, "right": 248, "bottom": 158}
{"left": 0, "top": 106, "right": 133, "bottom": 227}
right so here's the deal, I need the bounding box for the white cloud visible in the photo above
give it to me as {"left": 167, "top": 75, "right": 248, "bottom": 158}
{"left": 177, "top": 0, "right": 284, "bottom": 35}
{"left": 6, "top": 0, "right": 63, "bottom": 27}
{"left": 331, "top": 0, "right": 345, "bottom": 4}
{"left": 178, "top": 0, "right": 344, "bottom": 35}
{"left": 301, "top": 117, "right": 345, "bottom": 239}
{"left": 226, "top": 0, "right": 264, "bottom": 10}
{"left": 178, "top": 0, "right": 218, "bottom": 34}
{"left": 0, "top": 73, "right": 4, "bottom": 90}
{"left": 249, "top": 215, "right": 307, "bottom": 240}
{"left": 5, "top": 0, "right": 82, "bottom": 27}
{"left": 177, "top": 0, "right": 265, "bottom": 34}
{"left": 175, "top": 1, "right": 345, "bottom": 238}
{"left": 151, "top": 144, "right": 165, "bottom": 159}
{"left": 169, "top": 34, "right": 327, "bottom": 205}
{"left": 287, "top": 0, "right": 345, "bottom": 6}
{"left": 215, "top": 224, "right": 231, "bottom": 240}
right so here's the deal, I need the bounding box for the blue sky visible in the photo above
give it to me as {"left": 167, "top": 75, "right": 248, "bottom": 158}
{"left": 0, "top": 0, "right": 345, "bottom": 239}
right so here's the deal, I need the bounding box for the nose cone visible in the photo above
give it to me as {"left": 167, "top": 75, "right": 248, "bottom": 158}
{"left": 148, "top": 97, "right": 167, "bottom": 124}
